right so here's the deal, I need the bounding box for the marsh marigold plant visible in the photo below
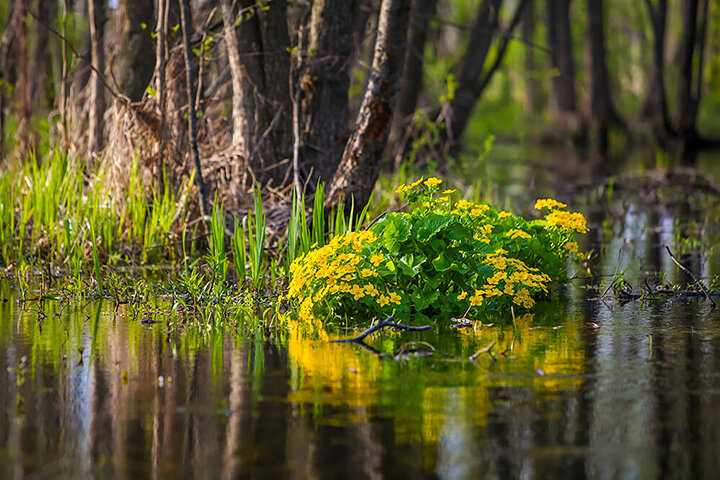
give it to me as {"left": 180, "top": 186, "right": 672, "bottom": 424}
{"left": 288, "top": 178, "right": 587, "bottom": 324}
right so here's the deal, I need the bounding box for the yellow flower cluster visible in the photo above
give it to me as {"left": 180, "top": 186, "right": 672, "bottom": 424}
{"left": 534, "top": 198, "right": 567, "bottom": 210}
{"left": 288, "top": 230, "right": 403, "bottom": 324}
{"left": 394, "top": 177, "right": 428, "bottom": 196}
{"left": 424, "top": 177, "right": 443, "bottom": 188}
{"left": 545, "top": 211, "right": 588, "bottom": 234}
{"left": 480, "top": 250, "right": 550, "bottom": 309}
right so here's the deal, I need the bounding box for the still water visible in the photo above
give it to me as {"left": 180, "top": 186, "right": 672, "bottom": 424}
{"left": 3, "top": 152, "right": 720, "bottom": 479}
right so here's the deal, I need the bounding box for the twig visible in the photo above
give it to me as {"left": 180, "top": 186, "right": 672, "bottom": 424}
{"left": 665, "top": 246, "right": 716, "bottom": 308}
{"left": 469, "top": 340, "right": 496, "bottom": 361}
{"left": 332, "top": 316, "right": 432, "bottom": 343}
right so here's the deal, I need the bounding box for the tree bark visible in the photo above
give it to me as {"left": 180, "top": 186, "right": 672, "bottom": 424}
{"left": 0, "top": 1, "right": 20, "bottom": 161}
{"left": 29, "top": 0, "right": 56, "bottom": 113}
{"left": 299, "top": 0, "right": 355, "bottom": 184}
{"left": 386, "top": 0, "right": 437, "bottom": 166}
{"left": 546, "top": 0, "right": 577, "bottom": 114}
{"left": 115, "top": 0, "right": 155, "bottom": 102}
{"left": 222, "top": 0, "right": 291, "bottom": 185}
{"left": 326, "top": 0, "right": 412, "bottom": 210}
{"left": 87, "top": 0, "right": 105, "bottom": 159}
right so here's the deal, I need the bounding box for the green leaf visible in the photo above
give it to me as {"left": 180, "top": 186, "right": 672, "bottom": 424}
{"left": 431, "top": 252, "right": 452, "bottom": 272}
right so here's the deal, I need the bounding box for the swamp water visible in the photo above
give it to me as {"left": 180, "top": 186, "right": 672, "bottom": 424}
{"left": 3, "top": 150, "right": 720, "bottom": 479}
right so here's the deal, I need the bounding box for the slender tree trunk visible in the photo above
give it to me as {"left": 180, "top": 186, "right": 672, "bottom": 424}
{"left": 299, "top": 0, "right": 355, "bottom": 184}
{"left": 676, "top": 0, "right": 699, "bottom": 137}
{"left": 587, "top": 0, "right": 624, "bottom": 152}
{"left": 178, "top": 0, "right": 209, "bottom": 221}
{"left": 546, "top": 0, "right": 577, "bottom": 117}
{"left": 15, "top": 0, "right": 31, "bottom": 154}
{"left": 115, "top": 0, "right": 155, "bottom": 101}
{"left": 641, "top": 0, "right": 674, "bottom": 147}
{"left": 440, "top": 0, "right": 501, "bottom": 149}
{"left": 326, "top": 0, "right": 412, "bottom": 210}
{"left": 87, "top": 0, "right": 105, "bottom": 160}
{"left": 435, "top": 0, "right": 526, "bottom": 156}
{"left": 387, "top": 0, "right": 438, "bottom": 166}
{"left": 522, "top": 0, "right": 542, "bottom": 114}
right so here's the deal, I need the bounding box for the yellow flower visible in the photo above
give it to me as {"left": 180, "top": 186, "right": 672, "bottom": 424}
{"left": 455, "top": 199, "right": 473, "bottom": 209}
{"left": 443, "top": 189, "right": 457, "bottom": 194}
{"left": 506, "top": 229, "right": 531, "bottom": 239}
{"left": 370, "top": 254, "right": 384, "bottom": 266}
{"left": 361, "top": 268, "right": 375, "bottom": 277}
{"left": 457, "top": 291, "right": 468, "bottom": 300}
{"left": 469, "top": 290, "right": 484, "bottom": 306}
{"left": 534, "top": 198, "right": 567, "bottom": 210}
{"left": 388, "top": 292, "right": 402, "bottom": 304}
{"left": 424, "top": 177, "right": 442, "bottom": 188}
{"left": 498, "top": 211, "right": 511, "bottom": 218}
{"left": 350, "top": 284, "right": 365, "bottom": 300}
{"left": 377, "top": 295, "right": 390, "bottom": 307}
{"left": 437, "top": 196, "right": 449, "bottom": 203}
{"left": 395, "top": 184, "right": 410, "bottom": 195}
{"left": 564, "top": 241, "right": 579, "bottom": 253}
{"left": 364, "top": 284, "right": 379, "bottom": 296}
{"left": 409, "top": 177, "right": 424, "bottom": 188}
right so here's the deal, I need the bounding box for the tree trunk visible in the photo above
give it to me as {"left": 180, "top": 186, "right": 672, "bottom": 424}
{"left": 587, "top": 0, "right": 624, "bottom": 152}
{"left": 326, "top": 0, "right": 412, "bottom": 210}
{"left": 640, "top": 0, "right": 674, "bottom": 147}
{"left": 546, "top": 0, "right": 577, "bottom": 116}
{"left": 522, "top": 0, "right": 543, "bottom": 114}
{"left": 14, "top": 0, "right": 31, "bottom": 154}
{"left": 387, "top": 0, "right": 438, "bottom": 167}
{"left": 435, "top": 0, "right": 526, "bottom": 156}
{"left": 222, "top": 0, "right": 291, "bottom": 186}
{"left": 440, "top": 0, "right": 501, "bottom": 150}
{"left": 0, "top": 1, "right": 20, "bottom": 161}
{"left": 299, "top": 0, "right": 356, "bottom": 184}
{"left": 30, "top": 0, "right": 56, "bottom": 113}
{"left": 178, "top": 0, "right": 209, "bottom": 220}
{"left": 87, "top": 0, "right": 105, "bottom": 160}
{"left": 115, "top": 0, "right": 155, "bottom": 102}
{"left": 676, "top": 0, "right": 699, "bottom": 137}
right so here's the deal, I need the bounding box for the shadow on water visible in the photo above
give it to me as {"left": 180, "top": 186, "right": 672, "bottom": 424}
{"left": 2, "top": 148, "right": 720, "bottom": 478}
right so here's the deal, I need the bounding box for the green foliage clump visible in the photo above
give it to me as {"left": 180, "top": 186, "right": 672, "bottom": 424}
{"left": 288, "top": 178, "right": 587, "bottom": 324}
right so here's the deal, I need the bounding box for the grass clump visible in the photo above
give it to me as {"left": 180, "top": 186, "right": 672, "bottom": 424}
{"left": 287, "top": 178, "right": 587, "bottom": 324}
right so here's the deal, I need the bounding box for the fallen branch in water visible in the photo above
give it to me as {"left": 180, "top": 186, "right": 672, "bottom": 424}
{"left": 665, "top": 246, "right": 716, "bottom": 309}
{"left": 332, "top": 316, "right": 432, "bottom": 343}
{"left": 469, "top": 340, "right": 496, "bottom": 362}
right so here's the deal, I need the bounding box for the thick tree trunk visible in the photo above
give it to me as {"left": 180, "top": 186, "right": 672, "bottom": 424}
{"left": 222, "top": 0, "right": 291, "bottom": 185}
{"left": 587, "top": 0, "right": 624, "bottom": 152}
{"left": 522, "top": 0, "right": 543, "bottom": 114}
{"left": 326, "top": 0, "right": 412, "bottom": 210}
{"left": 29, "top": 0, "right": 56, "bottom": 113}
{"left": 87, "top": 0, "right": 105, "bottom": 159}
{"left": 546, "top": 0, "right": 577, "bottom": 116}
{"left": 386, "top": 0, "right": 438, "bottom": 166}
{"left": 115, "top": 0, "right": 155, "bottom": 102}
{"left": 299, "top": 0, "right": 355, "bottom": 184}
{"left": 0, "top": 1, "right": 20, "bottom": 161}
